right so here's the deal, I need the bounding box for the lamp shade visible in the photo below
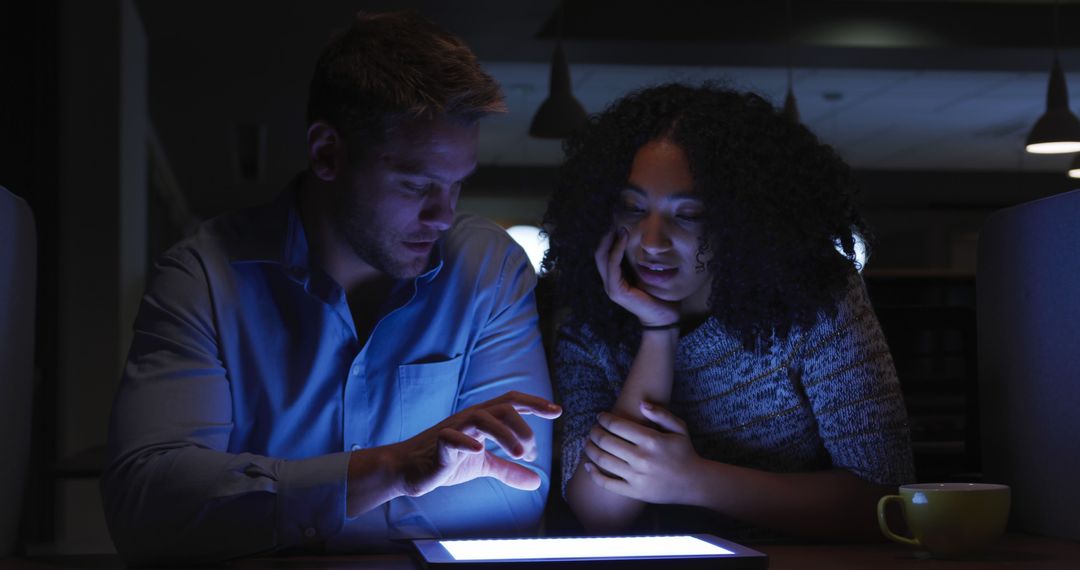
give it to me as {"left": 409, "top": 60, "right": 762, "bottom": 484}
{"left": 1026, "top": 55, "right": 1080, "bottom": 154}
{"left": 782, "top": 86, "right": 800, "bottom": 123}
{"left": 529, "top": 43, "right": 587, "bottom": 139}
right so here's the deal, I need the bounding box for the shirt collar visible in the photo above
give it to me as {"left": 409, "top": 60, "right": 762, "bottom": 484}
{"left": 416, "top": 241, "right": 444, "bottom": 283}
{"left": 222, "top": 174, "right": 308, "bottom": 267}
{"left": 228, "top": 173, "right": 445, "bottom": 285}
{"left": 280, "top": 179, "right": 311, "bottom": 276}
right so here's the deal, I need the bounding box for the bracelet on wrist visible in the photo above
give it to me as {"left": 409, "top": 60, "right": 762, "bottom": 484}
{"left": 641, "top": 321, "right": 680, "bottom": 331}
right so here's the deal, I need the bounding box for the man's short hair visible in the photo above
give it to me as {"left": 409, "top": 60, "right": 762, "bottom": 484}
{"left": 306, "top": 11, "right": 506, "bottom": 154}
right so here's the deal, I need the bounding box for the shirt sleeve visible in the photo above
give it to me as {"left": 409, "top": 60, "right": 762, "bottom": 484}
{"left": 398, "top": 242, "right": 555, "bottom": 538}
{"left": 796, "top": 273, "right": 916, "bottom": 486}
{"left": 551, "top": 322, "right": 620, "bottom": 498}
{"left": 101, "top": 248, "right": 348, "bottom": 566}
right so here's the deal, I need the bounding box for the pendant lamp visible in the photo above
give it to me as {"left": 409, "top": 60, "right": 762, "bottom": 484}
{"left": 1026, "top": 55, "right": 1080, "bottom": 153}
{"left": 1026, "top": 3, "right": 1080, "bottom": 154}
{"left": 782, "top": 84, "right": 800, "bottom": 123}
{"left": 781, "top": 0, "right": 800, "bottom": 123}
{"left": 529, "top": 42, "right": 587, "bottom": 139}
{"left": 530, "top": 1, "right": 586, "bottom": 139}
{"left": 1068, "top": 153, "right": 1080, "bottom": 178}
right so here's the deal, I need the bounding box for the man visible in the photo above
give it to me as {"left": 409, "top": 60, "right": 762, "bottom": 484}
{"left": 101, "top": 11, "right": 559, "bottom": 565}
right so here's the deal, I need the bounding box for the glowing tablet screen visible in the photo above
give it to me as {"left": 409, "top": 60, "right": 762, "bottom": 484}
{"left": 438, "top": 535, "right": 733, "bottom": 561}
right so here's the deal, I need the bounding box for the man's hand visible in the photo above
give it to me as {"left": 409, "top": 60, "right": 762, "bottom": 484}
{"left": 582, "top": 402, "right": 703, "bottom": 505}
{"left": 594, "top": 228, "right": 679, "bottom": 327}
{"left": 393, "top": 390, "right": 562, "bottom": 496}
{"left": 346, "top": 391, "right": 561, "bottom": 517}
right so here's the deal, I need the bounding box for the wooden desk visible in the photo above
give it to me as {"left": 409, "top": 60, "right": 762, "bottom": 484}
{"left": 760, "top": 533, "right": 1080, "bottom": 569}
{"left": 3, "top": 534, "right": 1078, "bottom": 569}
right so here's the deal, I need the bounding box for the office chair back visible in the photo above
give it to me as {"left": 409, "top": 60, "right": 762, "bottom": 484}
{"left": 978, "top": 187, "right": 1080, "bottom": 541}
{"left": 0, "top": 186, "right": 36, "bottom": 556}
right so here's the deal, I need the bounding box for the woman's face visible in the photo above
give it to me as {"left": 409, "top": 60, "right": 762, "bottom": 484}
{"left": 614, "top": 138, "right": 712, "bottom": 311}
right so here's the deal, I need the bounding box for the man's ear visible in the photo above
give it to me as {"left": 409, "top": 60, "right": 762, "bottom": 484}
{"left": 307, "top": 121, "right": 344, "bottom": 181}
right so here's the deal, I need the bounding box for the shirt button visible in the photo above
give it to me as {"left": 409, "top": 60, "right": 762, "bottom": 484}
{"left": 351, "top": 444, "right": 361, "bottom": 451}
{"left": 304, "top": 527, "right": 317, "bottom": 538}
{"left": 351, "top": 366, "right": 360, "bottom": 376}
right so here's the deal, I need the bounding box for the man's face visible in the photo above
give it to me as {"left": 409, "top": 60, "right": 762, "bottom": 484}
{"left": 330, "top": 116, "right": 479, "bottom": 279}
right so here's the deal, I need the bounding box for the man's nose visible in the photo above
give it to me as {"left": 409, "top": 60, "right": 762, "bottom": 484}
{"left": 420, "top": 189, "right": 454, "bottom": 231}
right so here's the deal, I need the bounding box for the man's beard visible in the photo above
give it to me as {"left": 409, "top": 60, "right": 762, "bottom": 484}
{"left": 330, "top": 193, "right": 436, "bottom": 279}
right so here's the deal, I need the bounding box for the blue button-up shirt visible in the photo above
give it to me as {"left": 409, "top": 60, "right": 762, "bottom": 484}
{"left": 102, "top": 185, "right": 553, "bottom": 565}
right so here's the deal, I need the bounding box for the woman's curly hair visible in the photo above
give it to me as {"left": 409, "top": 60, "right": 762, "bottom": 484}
{"left": 541, "top": 82, "right": 869, "bottom": 350}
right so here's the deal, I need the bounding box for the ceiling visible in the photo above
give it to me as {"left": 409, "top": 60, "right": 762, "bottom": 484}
{"left": 135, "top": 0, "right": 1080, "bottom": 215}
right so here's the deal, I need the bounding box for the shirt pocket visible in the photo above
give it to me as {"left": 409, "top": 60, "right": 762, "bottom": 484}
{"left": 397, "top": 354, "right": 464, "bottom": 440}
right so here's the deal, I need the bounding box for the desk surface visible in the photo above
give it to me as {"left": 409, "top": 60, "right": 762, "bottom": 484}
{"left": 4, "top": 534, "right": 1078, "bottom": 569}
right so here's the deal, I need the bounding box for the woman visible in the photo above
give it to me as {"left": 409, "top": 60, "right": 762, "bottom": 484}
{"left": 542, "top": 83, "right": 914, "bottom": 540}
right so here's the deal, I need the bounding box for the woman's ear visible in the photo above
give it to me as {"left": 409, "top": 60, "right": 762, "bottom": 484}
{"left": 307, "top": 121, "right": 343, "bottom": 182}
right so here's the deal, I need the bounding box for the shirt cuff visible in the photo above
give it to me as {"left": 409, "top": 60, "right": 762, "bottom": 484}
{"left": 276, "top": 451, "right": 350, "bottom": 548}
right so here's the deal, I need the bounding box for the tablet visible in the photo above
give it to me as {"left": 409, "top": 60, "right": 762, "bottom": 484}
{"left": 413, "top": 534, "right": 768, "bottom": 569}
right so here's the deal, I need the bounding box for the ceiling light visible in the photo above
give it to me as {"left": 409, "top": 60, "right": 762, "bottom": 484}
{"left": 782, "top": 86, "right": 800, "bottom": 124}
{"left": 1027, "top": 3, "right": 1080, "bottom": 155}
{"left": 1026, "top": 55, "right": 1080, "bottom": 154}
{"left": 1068, "top": 153, "right": 1080, "bottom": 178}
{"left": 529, "top": 42, "right": 587, "bottom": 139}
{"left": 781, "top": 1, "right": 800, "bottom": 123}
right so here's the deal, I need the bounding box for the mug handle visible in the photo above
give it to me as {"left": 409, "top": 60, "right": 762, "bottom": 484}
{"left": 877, "top": 494, "right": 920, "bottom": 547}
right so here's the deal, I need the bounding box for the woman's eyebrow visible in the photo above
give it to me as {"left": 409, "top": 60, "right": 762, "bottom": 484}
{"left": 623, "top": 184, "right": 702, "bottom": 203}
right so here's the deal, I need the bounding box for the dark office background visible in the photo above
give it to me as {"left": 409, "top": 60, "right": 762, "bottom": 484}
{"left": 3, "top": 0, "right": 1080, "bottom": 554}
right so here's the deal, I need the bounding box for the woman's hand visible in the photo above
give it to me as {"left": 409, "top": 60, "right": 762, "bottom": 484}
{"left": 594, "top": 228, "right": 679, "bottom": 327}
{"left": 581, "top": 402, "right": 704, "bottom": 505}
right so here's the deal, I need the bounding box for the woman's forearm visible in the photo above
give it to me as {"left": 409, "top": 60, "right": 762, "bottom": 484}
{"left": 686, "top": 459, "right": 894, "bottom": 540}
{"left": 565, "top": 461, "right": 644, "bottom": 533}
{"left": 612, "top": 328, "right": 678, "bottom": 420}
{"left": 566, "top": 328, "right": 679, "bottom": 532}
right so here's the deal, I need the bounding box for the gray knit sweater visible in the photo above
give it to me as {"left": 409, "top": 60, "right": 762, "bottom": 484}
{"left": 555, "top": 273, "right": 916, "bottom": 513}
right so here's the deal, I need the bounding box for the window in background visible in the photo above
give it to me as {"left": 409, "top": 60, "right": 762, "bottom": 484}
{"left": 506, "top": 225, "right": 548, "bottom": 274}
{"left": 836, "top": 231, "right": 869, "bottom": 272}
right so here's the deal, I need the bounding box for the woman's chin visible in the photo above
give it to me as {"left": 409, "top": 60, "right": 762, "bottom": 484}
{"left": 640, "top": 282, "right": 686, "bottom": 303}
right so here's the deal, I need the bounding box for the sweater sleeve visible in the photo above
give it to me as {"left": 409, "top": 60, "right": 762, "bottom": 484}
{"left": 552, "top": 322, "right": 622, "bottom": 498}
{"left": 796, "top": 273, "right": 916, "bottom": 486}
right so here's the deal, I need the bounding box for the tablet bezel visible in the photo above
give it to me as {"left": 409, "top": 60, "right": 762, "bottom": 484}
{"left": 412, "top": 534, "right": 769, "bottom": 569}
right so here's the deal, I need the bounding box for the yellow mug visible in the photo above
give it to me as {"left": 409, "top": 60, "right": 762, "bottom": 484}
{"left": 877, "top": 483, "right": 1010, "bottom": 558}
